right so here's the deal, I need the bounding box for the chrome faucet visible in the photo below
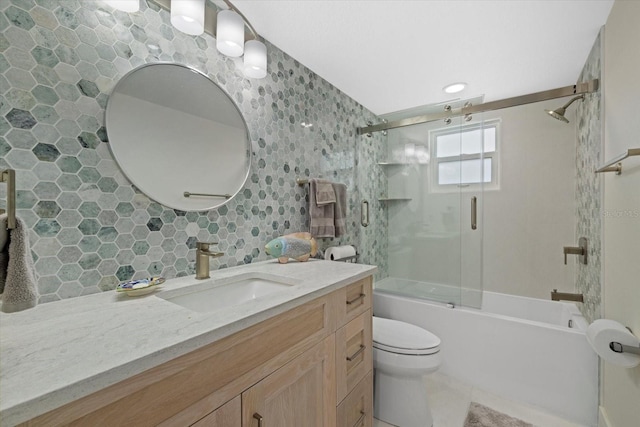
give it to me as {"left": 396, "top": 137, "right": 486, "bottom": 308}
{"left": 195, "top": 241, "right": 224, "bottom": 280}
{"left": 551, "top": 289, "right": 584, "bottom": 303}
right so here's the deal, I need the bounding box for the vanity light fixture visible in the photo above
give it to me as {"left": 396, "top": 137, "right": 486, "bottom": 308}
{"left": 244, "top": 39, "right": 267, "bottom": 78}
{"left": 171, "top": 0, "right": 205, "bottom": 36}
{"left": 216, "top": 9, "right": 245, "bottom": 57}
{"left": 443, "top": 82, "right": 467, "bottom": 94}
{"left": 113, "top": 0, "right": 268, "bottom": 79}
{"left": 104, "top": 0, "right": 140, "bottom": 12}
{"left": 216, "top": 2, "right": 269, "bottom": 79}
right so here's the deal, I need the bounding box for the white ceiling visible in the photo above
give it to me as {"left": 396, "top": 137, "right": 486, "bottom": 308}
{"left": 232, "top": 0, "right": 614, "bottom": 116}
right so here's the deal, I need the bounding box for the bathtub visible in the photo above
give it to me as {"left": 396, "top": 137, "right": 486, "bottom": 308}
{"left": 374, "top": 277, "right": 598, "bottom": 427}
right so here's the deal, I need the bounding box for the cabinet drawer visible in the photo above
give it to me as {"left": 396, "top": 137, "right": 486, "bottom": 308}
{"left": 339, "top": 277, "right": 372, "bottom": 327}
{"left": 336, "top": 309, "right": 372, "bottom": 403}
{"left": 337, "top": 371, "right": 373, "bottom": 427}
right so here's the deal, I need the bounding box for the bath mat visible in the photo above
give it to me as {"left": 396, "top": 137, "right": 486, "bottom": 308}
{"left": 464, "top": 402, "right": 533, "bottom": 427}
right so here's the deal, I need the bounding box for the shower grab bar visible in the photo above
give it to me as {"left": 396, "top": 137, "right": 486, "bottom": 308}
{"left": 0, "top": 169, "right": 16, "bottom": 230}
{"left": 595, "top": 148, "right": 640, "bottom": 175}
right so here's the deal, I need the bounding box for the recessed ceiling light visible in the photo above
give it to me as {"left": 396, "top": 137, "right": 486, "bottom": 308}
{"left": 443, "top": 82, "right": 467, "bottom": 94}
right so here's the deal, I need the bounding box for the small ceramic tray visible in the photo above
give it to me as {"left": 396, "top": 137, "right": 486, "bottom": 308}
{"left": 116, "top": 277, "right": 166, "bottom": 297}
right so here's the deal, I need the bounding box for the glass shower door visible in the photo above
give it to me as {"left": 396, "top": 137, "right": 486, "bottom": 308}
{"left": 378, "top": 103, "right": 484, "bottom": 309}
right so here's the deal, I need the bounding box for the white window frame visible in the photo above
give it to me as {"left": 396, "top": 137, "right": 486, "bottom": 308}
{"left": 428, "top": 119, "right": 501, "bottom": 193}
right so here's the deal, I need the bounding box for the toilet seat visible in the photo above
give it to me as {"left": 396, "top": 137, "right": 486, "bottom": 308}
{"left": 373, "top": 317, "right": 440, "bottom": 355}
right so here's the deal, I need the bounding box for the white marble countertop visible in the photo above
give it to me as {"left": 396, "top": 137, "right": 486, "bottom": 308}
{"left": 0, "top": 259, "right": 376, "bottom": 426}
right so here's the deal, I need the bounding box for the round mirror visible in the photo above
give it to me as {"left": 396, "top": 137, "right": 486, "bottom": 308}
{"left": 106, "top": 63, "right": 250, "bottom": 211}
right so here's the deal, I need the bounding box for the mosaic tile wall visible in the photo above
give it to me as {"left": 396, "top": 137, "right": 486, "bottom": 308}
{"left": 356, "top": 131, "right": 388, "bottom": 277}
{"left": 0, "top": 0, "right": 388, "bottom": 303}
{"left": 575, "top": 29, "right": 603, "bottom": 323}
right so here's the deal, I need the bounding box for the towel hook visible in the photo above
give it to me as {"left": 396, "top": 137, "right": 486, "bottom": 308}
{"left": 0, "top": 169, "right": 16, "bottom": 230}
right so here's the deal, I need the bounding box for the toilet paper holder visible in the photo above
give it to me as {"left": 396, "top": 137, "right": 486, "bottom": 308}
{"left": 611, "top": 327, "right": 640, "bottom": 355}
{"left": 323, "top": 245, "right": 358, "bottom": 263}
{"left": 610, "top": 341, "right": 640, "bottom": 355}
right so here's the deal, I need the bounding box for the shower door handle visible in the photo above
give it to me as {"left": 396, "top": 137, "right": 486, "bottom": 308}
{"left": 471, "top": 196, "right": 477, "bottom": 230}
{"left": 361, "top": 200, "right": 369, "bottom": 227}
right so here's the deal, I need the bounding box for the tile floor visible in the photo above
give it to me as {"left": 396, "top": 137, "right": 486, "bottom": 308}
{"left": 373, "top": 372, "right": 587, "bottom": 427}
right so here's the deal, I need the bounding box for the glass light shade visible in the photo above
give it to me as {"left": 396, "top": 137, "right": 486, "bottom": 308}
{"left": 105, "top": 0, "right": 139, "bottom": 12}
{"left": 171, "top": 0, "right": 205, "bottom": 36}
{"left": 217, "top": 10, "right": 245, "bottom": 57}
{"left": 243, "top": 40, "right": 267, "bottom": 79}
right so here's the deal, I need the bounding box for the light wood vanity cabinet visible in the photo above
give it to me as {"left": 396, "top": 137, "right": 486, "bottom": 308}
{"left": 337, "top": 372, "right": 373, "bottom": 427}
{"left": 242, "top": 335, "right": 336, "bottom": 427}
{"left": 191, "top": 397, "right": 240, "bottom": 427}
{"left": 19, "top": 276, "right": 373, "bottom": 427}
{"left": 336, "top": 310, "right": 373, "bottom": 404}
{"left": 333, "top": 277, "right": 374, "bottom": 427}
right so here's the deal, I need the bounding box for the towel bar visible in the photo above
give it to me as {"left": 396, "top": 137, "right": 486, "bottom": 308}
{"left": 297, "top": 177, "right": 334, "bottom": 186}
{"left": 0, "top": 169, "right": 16, "bottom": 230}
{"left": 183, "top": 191, "right": 231, "bottom": 199}
{"left": 595, "top": 148, "right": 640, "bottom": 175}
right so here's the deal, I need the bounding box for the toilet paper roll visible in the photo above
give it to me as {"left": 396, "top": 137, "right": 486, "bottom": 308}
{"left": 324, "top": 245, "right": 357, "bottom": 261}
{"left": 586, "top": 319, "right": 640, "bottom": 368}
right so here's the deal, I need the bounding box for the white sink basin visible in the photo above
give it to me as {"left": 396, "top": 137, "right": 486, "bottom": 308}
{"left": 157, "top": 273, "right": 297, "bottom": 313}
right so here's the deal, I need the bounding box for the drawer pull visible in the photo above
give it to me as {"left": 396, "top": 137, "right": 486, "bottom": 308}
{"left": 253, "top": 412, "right": 263, "bottom": 427}
{"left": 346, "top": 345, "right": 366, "bottom": 362}
{"left": 353, "top": 411, "right": 366, "bottom": 427}
{"left": 346, "top": 293, "right": 365, "bottom": 305}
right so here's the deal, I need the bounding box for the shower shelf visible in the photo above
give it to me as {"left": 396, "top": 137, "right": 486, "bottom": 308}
{"left": 378, "top": 197, "right": 412, "bottom": 201}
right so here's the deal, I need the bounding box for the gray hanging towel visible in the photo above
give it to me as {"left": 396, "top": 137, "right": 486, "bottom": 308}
{"left": 309, "top": 179, "right": 336, "bottom": 238}
{"left": 333, "top": 183, "right": 347, "bottom": 237}
{"left": 314, "top": 180, "right": 336, "bottom": 205}
{"left": 0, "top": 214, "right": 39, "bottom": 313}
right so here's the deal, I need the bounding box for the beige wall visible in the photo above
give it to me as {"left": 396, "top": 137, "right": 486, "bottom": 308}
{"left": 481, "top": 103, "right": 577, "bottom": 299}
{"left": 601, "top": 1, "right": 640, "bottom": 426}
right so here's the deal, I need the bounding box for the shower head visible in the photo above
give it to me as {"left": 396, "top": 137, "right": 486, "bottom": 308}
{"left": 545, "top": 94, "right": 585, "bottom": 123}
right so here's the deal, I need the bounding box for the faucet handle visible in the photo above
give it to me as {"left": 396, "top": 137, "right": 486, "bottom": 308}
{"left": 197, "top": 241, "right": 219, "bottom": 250}
{"left": 563, "top": 237, "right": 588, "bottom": 265}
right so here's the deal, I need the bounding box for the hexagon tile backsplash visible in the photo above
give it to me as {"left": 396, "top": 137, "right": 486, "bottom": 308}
{"left": 0, "top": 0, "right": 388, "bottom": 303}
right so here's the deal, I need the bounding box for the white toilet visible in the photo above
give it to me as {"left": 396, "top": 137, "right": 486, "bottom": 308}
{"left": 373, "top": 316, "right": 442, "bottom": 427}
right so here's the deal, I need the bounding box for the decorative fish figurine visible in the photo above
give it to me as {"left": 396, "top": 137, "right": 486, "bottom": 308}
{"left": 265, "top": 232, "right": 318, "bottom": 264}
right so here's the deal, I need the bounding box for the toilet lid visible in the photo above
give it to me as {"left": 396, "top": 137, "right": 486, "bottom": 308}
{"left": 373, "top": 317, "right": 440, "bottom": 355}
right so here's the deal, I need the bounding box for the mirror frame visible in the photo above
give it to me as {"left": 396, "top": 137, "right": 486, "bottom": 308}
{"left": 105, "top": 62, "right": 251, "bottom": 211}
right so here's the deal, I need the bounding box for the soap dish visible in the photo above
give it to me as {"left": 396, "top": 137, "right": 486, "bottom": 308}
{"left": 116, "top": 277, "right": 166, "bottom": 297}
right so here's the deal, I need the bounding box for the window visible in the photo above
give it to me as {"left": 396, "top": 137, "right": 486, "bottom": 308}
{"left": 429, "top": 120, "right": 500, "bottom": 191}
